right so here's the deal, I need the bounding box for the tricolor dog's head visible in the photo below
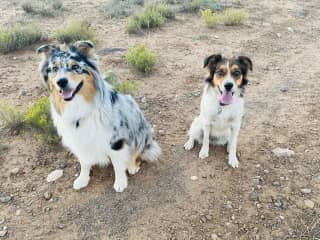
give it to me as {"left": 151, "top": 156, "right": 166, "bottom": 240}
{"left": 204, "top": 54, "right": 252, "bottom": 105}
{"left": 37, "top": 41, "right": 98, "bottom": 114}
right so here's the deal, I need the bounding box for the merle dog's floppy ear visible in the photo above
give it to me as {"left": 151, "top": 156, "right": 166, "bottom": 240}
{"left": 238, "top": 56, "right": 252, "bottom": 71}
{"left": 36, "top": 44, "right": 56, "bottom": 58}
{"left": 203, "top": 54, "right": 222, "bottom": 69}
{"left": 73, "top": 40, "right": 94, "bottom": 57}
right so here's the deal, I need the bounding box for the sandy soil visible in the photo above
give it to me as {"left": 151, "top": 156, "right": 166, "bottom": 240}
{"left": 1, "top": 0, "right": 320, "bottom": 239}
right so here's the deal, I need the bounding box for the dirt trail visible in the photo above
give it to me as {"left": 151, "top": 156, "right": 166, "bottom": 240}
{"left": 1, "top": 0, "right": 320, "bottom": 239}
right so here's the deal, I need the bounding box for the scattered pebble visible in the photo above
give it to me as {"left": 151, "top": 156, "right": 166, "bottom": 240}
{"left": 19, "top": 90, "right": 27, "bottom": 97}
{"left": 301, "top": 188, "right": 311, "bottom": 194}
{"left": 272, "top": 181, "right": 281, "bottom": 187}
{"left": 224, "top": 201, "right": 233, "bottom": 209}
{"left": 0, "top": 217, "right": 5, "bottom": 224}
{"left": 249, "top": 191, "right": 259, "bottom": 201}
{"left": 10, "top": 167, "right": 20, "bottom": 176}
{"left": 0, "top": 196, "right": 12, "bottom": 204}
{"left": 211, "top": 234, "right": 220, "bottom": 240}
{"left": 272, "top": 147, "right": 295, "bottom": 157}
{"left": 158, "top": 130, "right": 165, "bottom": 136}
{"left": 43, "top": 191, "right": 52, "bottom": 200}
{"left": 141, "top": 97, "right": 147, "bottom": 103}
{"left": 46, "top": 169, "right": 63, "bottom": 182}
{"left": 287, "top": 27, "right": 294, "bottom": 33}
{"left": 190, "top": 176, "right": 198, "bottom": 181}
{"left": 304, "top": 200, "right": 314, "bottom": 209}
{"left": 15, "top": 209, "right": 21, "bottom": 216}
{"left": 276, "top": 33, "right": 281, "bottom": 38}
{"left": 0, "top": 229, "right": 7, "bottom": 237}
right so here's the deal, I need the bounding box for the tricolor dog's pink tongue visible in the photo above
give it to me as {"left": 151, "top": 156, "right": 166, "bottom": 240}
{"left": 219, "top": 92, "right": 233, "bottom": 105}
{"left": 61, "top": 90, "right": 73, "bottom": 99}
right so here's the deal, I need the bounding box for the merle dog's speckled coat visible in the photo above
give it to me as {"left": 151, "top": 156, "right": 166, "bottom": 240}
{"left": 37, "top": 41, "right": 161, "bottom": 192}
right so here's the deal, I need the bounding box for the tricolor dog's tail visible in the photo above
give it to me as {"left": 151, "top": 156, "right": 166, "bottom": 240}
{"left": 140, "top": 140, "right": 161, "bottom": 162}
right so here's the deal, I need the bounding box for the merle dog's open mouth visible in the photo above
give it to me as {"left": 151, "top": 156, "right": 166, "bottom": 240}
{"left": 60, "top": 81, "right": 83, "bottom": 101}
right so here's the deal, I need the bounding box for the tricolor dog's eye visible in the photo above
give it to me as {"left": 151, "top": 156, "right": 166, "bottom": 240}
{"left": 216, "top": 70, "right": 225, "bottom": 77}
{"left": 232, "top": 71, "right": 241, "bottom": 77}
{"left": 71, "top": 64, "right": 80, "bottom": 71}
{"left": 51, "top": 66, "right": 59, "bottom": 73}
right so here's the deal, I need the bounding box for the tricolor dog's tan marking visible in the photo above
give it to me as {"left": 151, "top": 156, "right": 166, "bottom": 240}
{"left": 185, "top": 54, "right": 252, "bottom": 168}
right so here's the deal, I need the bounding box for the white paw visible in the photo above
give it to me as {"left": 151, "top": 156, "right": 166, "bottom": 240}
{"left": 228, "top": 155, "right": 239, "bottom": 168}
{"left": 199, "top": 148, "right": 209, "bottom": 159}
{"left": 128, "top": 165, "right": 140, "bottom": 175}
{"left": 184, "top": 140, "right": 194, "bottom": 151}
{"left": 73, "top": 176, "right": 90, "bottom": 190}
{"left": 113, "top": 177, "right": 128, "bottom": 192}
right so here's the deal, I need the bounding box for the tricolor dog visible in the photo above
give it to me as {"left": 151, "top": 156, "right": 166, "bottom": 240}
{"left": 184, "top": 54, "right": 252, "bottom": 168}
{"left": 37, "top": 41, "right": 161, "bottom": 192}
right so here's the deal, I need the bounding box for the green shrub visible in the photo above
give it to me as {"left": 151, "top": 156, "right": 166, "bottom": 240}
{"left": 21, "top": 0, "right": 65, "bottom": 17}
{"left": 179, "top": 0, "right": 221, "bottom": 13}
{"left": 0, "top": 102, "right": 25, "bottom": 133}
{"left": 104, "top": 0, "right": 144, "bottom": 18}
{"left": 201, "top": 8, "right": 248, "bottom": 28}
{"left": 25, "top": 96, "right": 60, "bottom": 144}
{"left": 220, "top": 8, "right": 248, "bottom": 26}
{"left": 54, "top": 20, "right": 96, "bottom": 44}
{"left": 104, "top": 71, "right": 139, "bottom": 94}
{"left": 0, "top": 24, "right": 42, "bottom": 53}
{"left": 126, "top": 43, "right": 158, "bottom": 73}
{"left": 126, "top": 3, "right": 175, "bottom": 34}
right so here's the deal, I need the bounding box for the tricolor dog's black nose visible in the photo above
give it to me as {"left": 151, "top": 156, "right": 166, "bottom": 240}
{"left": 224, "top": 82, "right": 234, "bottom": 92}
{"left": 57, "top": 78, "right": 68, "bottom": 89}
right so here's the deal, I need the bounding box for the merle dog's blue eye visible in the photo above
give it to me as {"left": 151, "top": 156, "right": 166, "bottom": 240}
{"left": 52, "top": 66, "right": 58, "bottom": 72}
{"left": 72, "top": 64, "right": 80, "bottom": 71}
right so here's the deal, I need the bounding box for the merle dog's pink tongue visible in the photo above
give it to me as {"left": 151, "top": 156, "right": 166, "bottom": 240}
{"left": 62, "top": 90, "right": 73, "bottom": 99}
{"left": 219, "top": 92, "right": 233, "bottom": 105}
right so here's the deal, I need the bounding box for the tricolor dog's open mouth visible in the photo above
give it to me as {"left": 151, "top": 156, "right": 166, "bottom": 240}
{"left": 60, "top": 81, "right": 83, "bottom": 101}
{"left": 218, "top": 86, "right": 234, "bottom": 106}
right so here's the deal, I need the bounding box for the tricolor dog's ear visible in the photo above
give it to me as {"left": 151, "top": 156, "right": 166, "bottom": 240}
{"left": 73, "top": 40, "right": 95, "bottom": 58}
{"left": 203, "top": 54, "right": 222, "bottom": 71}
{"left": 238, "top": 56, "right": 253, "bottom": 72}
{"left": 36, "top": 44, "right": 56, "bottom": 59}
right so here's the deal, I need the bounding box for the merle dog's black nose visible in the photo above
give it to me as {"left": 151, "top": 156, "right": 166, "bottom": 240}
{"left": 224, "top": 82, "right": 234, "bottom": 92}
{"left": 57, "top": 78, "right": 68, "bottom": 89}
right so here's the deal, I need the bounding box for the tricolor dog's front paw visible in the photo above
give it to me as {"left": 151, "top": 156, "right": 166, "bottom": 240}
{"left": 73, "top": 176, "right": 90, "bottom": 190}
{"left": 113, "top": 177, "right": 128, "bottom": 192}
{"left": 199, "top": 147, "right": 209, "bottom": 159}
{"left": 184, "top": 139, "right": 194, "bottom": 151}
{"left": 228, "top": 155, "right": 239, "bottom": 168}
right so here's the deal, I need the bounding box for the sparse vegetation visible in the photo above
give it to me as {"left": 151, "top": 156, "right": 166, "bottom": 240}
{"left": 126, "top": 43, "right": 158, "bottom": 73}
{"left": 201, "top": 8, "right": 248, "bottom": 28}
{"left": 21, "top": 0, "right": 65, "bottom": 17}
{"left": 104, "top": 0, "right": 144, "bottom": 18}
{"left": 0, "top": 143, "right": 9, "bottom": 153}
{"left": 126, "top": 3, "right": 175, "bottom": 34}
{"left": 0, "top": 102, "right": 25, "bottom": 133}
{"left": 0, "top": 24, "right": 42, "bottom": 53}
{"left": 25, "top": 97, "right": 60, "bottom": 145}
{"left": 178, "top": 0, "right": 221, "bottom": 13}
{"left": 105, "top": 72, "right": 139, "bottom": 94}
{"left": 54, "top": 20, "right": 96, "bottom": 44}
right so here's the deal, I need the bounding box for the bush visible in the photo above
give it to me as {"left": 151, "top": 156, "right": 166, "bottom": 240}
{"left": 104, "top": 0, "right": 144, "bottom": 18}
{"left": 104, "top": 72, "right": 139, "bottom": 94}
{"left": 179, "top": 0, "right": 221, "bottom": 13}
{"left": 25, "top": 96, "right": 60, "bottom": 144}
{"left": 201, "top": 8, "right": 248, "bottom": 28}
{"left": 126, "top": 43, "right": 158, "bottom": 73}
{"left": 0, "top": 143, "right": 9, "bottom": 153}
{"left": 126, "top": 3, "right": 175, "bottom": 34}
{"left": 21, "top": 0, "right": 65, "bottom": 17}
{"left": 0, "top": 102, "right": 25, "bottom": 133}
{"left": 221, "top": 8, "right": 248, "bottom": 26}
{"left": 0, "top": 24, "right": 42, "bottom": 53}
{"left": 54, "top": 20, "right": 96, "bottom": 44}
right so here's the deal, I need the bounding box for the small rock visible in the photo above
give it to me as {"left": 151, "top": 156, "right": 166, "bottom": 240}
{"left": 304, "top": 200, "right": 314, "bottom": 209}
{"left": 224, "top": 201, "right": 233, "bottom": 209}
{"left": 141, "top": 97, "right": 147, "bottom": 103}
{"left": 158, "top": 130, "right": 165, "bottom": 136}
{"left": 192, "top": 91, "right": 201, "bottom": 97}
{"left": 0, "top": 217, "right": 5, "bottom": 224}
{"left": 46, "top": 169, "right": 63, "bottom": 182}
{"left": 287, "top": 27, "right": 294, "bottom": 33}
{"left": 279, "top": 215, "right": 285, "bottom": 220}
{"left": 10, "top": 167, "right": 20, "bottom": 175}
{"left": 211, "top": 234, "right": 220, "bottom": 240}
{"left": 190, "top": 176, "right": 198, "bottom": 181}
{"left": 43, "top": 191, "right": 52, "bottom": 200}
{"left": 301, "top": 188, "right": 311, "bottom": 194}
{"left": 272, "top": 181, "right": 281, "bottom": 187}
{"left": 19, "top": 90, "right": 27, "bottom": 96}
{"left": 276, "top": 33, "right": 281, "bottom": 38}
{"left": 15, "top": 209, "right": 21, "bottom": 216}
{"left": 0, "top": 196, "right": 12, "bottom": 203}
{"left": 272, "top": 147, "right": 295, "bottom": 157}
{"left": 249, "top": 191, "right": 259, "bottom": 201}
{"left": 255, "top": 235, "right": 260, "bottom": 240}
{"left": 0, "top": 229, "right": 7, "bottom": 237}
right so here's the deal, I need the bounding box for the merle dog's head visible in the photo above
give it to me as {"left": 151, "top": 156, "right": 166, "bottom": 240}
{"left": 37, "top": 41, "right": 99, "bottom": 113}
{"left": 204, "top": 54, "right": 252, "bottom": 105}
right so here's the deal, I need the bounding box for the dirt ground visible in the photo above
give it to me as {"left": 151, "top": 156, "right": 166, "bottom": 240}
{"left": 1, "top": 0, "right": 320, "bottom": 239}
